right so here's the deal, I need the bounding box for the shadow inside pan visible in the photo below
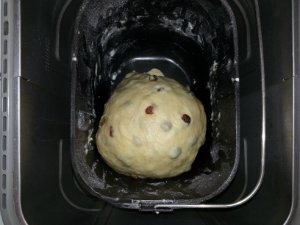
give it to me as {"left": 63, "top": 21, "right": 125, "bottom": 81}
{"left": 71, "top": 0, "right": 239, "bottom": 207}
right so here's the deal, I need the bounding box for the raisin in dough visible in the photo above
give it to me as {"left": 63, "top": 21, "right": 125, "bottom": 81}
{"left": 96, "top": 69, "right": 206, "bottom": 179}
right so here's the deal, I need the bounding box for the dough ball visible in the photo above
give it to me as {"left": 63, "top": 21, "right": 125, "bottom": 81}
{"left": 96, "top": 69, "right": 206, "bottom": 179}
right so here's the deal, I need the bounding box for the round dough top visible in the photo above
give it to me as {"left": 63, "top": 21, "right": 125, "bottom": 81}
{"left": 96, "top": 69, "right": 206, "bottom": 179}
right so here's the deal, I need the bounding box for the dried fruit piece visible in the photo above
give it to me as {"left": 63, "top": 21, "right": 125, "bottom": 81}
{"left": 145, "top": 105, "right": 154, "bottom": 114}
{"left": 118, "top": 157, "right": 131, "bottom": 167}
{"left": 182, "top": 114, "right": 191, "bottom": 124}
{"left": 133, "top": 136, "right": 143, "bottom": 146}
{"left": 149, "top": 75, "right": 158, "bottom": 81}
{"left": 160, "top": 121, "right": 172, "bottom": 132}
{"left": 169, "top": 147, "right": 182, "bottom": 159}
{"left": 122, "top": 100, "right": 131, "bottom": 106}
{"left": 188, "top": 137, "right": 198, "bottom": 147}
{"left": 109, "top": 126, "right": 114, "bottom": 137}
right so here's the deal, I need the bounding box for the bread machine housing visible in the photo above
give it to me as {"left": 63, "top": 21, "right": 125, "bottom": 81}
{"left": 0, "top": 0, "right": 300, "bottom": 225}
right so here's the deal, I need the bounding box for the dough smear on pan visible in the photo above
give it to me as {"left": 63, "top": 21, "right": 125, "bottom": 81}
{"left": 96, "top": 69, "right": 206, "bottom": 179}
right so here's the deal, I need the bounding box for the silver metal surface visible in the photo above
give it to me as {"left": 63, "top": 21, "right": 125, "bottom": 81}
{"left": 0, "top": 0, "right": 28, "bottom": 224}
{"left": 283, "top": 0, "right": 300, "bottom": 224}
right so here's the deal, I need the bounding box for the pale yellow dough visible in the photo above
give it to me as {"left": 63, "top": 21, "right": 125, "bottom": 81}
{"left": 96, "top": 69, "right": 206, "bottom": 179}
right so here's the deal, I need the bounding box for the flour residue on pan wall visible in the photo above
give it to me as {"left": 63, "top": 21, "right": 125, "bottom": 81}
{"left": 71, "top": 0, "right": 239, "bottom": 203}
